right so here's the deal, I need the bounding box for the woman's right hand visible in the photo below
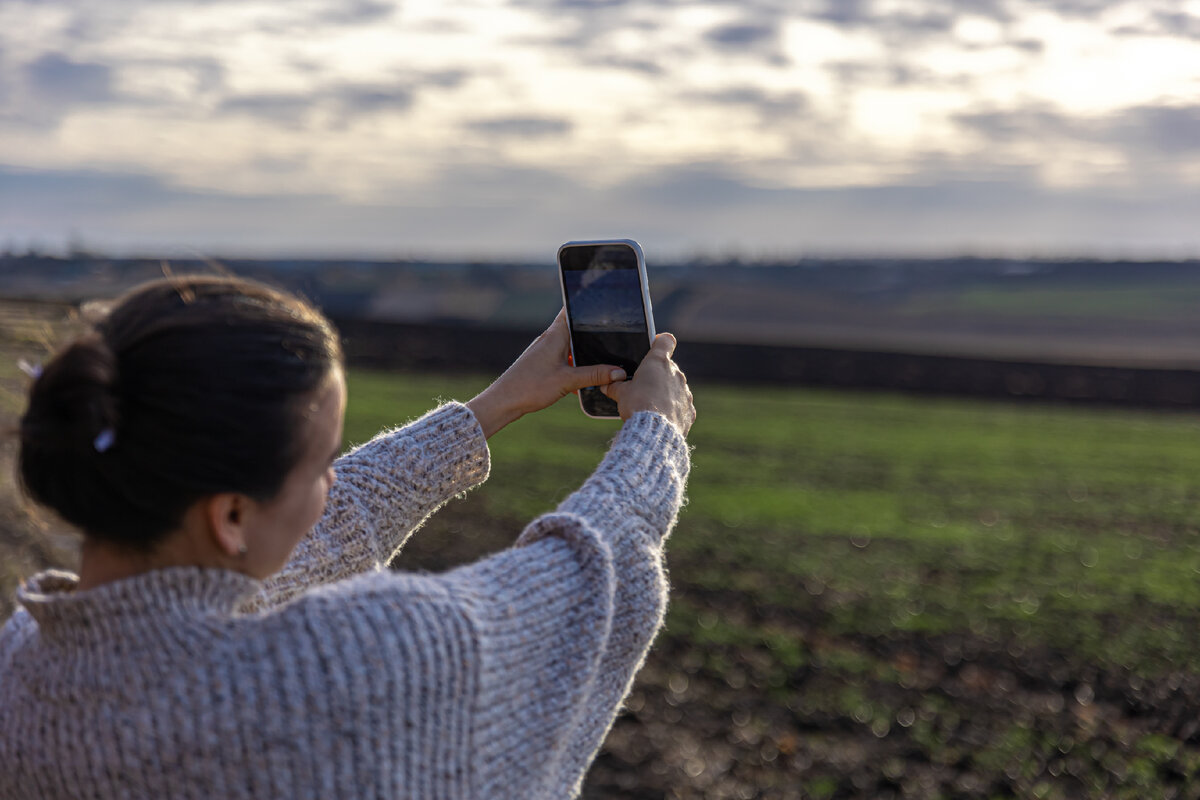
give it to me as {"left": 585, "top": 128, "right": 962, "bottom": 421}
{"left": 602, "top": 333, "right": 695, "bottom": 436}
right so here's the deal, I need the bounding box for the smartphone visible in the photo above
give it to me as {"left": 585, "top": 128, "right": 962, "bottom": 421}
{"left": 557, "top": 239, "right": 656, "bottom": 419}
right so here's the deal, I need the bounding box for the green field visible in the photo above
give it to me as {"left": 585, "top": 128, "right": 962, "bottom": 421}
{"left": 345, "top": 369, "right": 1200, "bottom": 799}
{"left": 903, "top": 284, "right": 1200, "bottom": 322}
{"left": 6, "top": 329, "right": 1200, "bottom": 798}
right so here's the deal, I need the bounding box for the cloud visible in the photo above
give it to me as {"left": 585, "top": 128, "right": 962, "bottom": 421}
{"left": 313, "top": 0, "right": 396, "bottom": 26}
{"left": 504, "top": 0, "right": 669, "bottom": 63}
{"left": 0, "top": 162, "right": 586, "bottom": 257}
{"left": 823, "top": 59, "right": 965, "bottom": 91}
{"left": 810, "top": 0, "right": 966, "bottom": 33}
{"left": 3, "top": 52, "right": 116, "bottom": 127}
{"left": 542, "top": 0, "right": 636, "bottom": 7}
{"left": 699, "top": 18, "right": 789, "bottom": 65}
{"left": 706, "top": 22, "right": 777, "bottom": 47}
{"left": 56, "top": 2, "right": 236, "bottom": 48}
{"left": 422, "top": 70, "right": 470, "bottom": 90}
{"left": 955, "top": 103, "right": 1200, "bottom": 159}
{"left": 583, "top": 54, "right": 666, "bottom": 75}
{"left": 1115, "top": 105, "right": 1200, "bottom": 155}
{"left": 954, "top": 107, "right": 1079, "bottom": 143}
{"left": 216, "top": 72, "right": 469, "bottom": 125}
{"left": 865, "top": 11, "right": 956, "bottom": 38}
{"left": 48, "top": 0, "right": 397, "bottom": 47}
{"left": 1009, "top": 38, "right": 1044, "bottom": 53}
{"left": 803, "top": 0, "right": 1013, "bottom": 51}
{"left": 216, "top": 87, "right": 412, "bottom": 125}
{"left": 252, "top": 1, "right": 399, "bottom": 35}
{"left": 8, "top": 161, "right": 1200, "bottom": 260}
{"left": 218, "top": 93, "right": 315, "bottom": 124}
{"left": 690, "top": 86, "right": 809, "bottom": 122}
{"left": 2, "top": 0, "right": 1196, "bottom": 258}
{"left": 1045, "top": 0, "right": 1127, "bottom": 18}
{"left": 810, "top": 0, "right": 872, "bottom": 27}
{"left": 1113, "top": 11, "right": 1200, "bottom": 40}
{"left": 333, "top": 85, "right": 414, "bottom": 116}
{"left": 592, "top": 163, "right": 1200, "bottom": 256}
{"left": 2, "top": 164, "right": 191, "bottom": 218}
{"left": 25, "top": 53, "right": 113, "bottom": 106}
{"left": 511, "top": 0, "right": 648, "bottom": 10}
{"left": 463, "top": 115, "right": 573, "bottom": 139}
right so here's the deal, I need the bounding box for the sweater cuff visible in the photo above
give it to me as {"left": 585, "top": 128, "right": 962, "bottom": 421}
{"left": 339, "top": 401, "right": 491, "bottom": 501}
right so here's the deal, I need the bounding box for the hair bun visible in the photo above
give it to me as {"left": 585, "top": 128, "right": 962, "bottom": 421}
{"left": 21, "top": 332, "right": 120, "bottom": 455}
{"left": 19, "top": 275, "right": 342, "bottom": 550}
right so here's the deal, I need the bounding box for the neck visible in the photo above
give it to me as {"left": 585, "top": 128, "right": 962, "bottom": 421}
{"left": 76, "top": 532, "right": 221, "bottom": 591}
{"left": 76, "top": 539, "right": 154, "bottom": 591}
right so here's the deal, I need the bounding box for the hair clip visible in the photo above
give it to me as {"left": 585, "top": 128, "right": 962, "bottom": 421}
{"left": 17, "top": 359, "right": 43, "bottom": 380}
{"left": 93, "top": 428, "right": 116, "bottom": 454}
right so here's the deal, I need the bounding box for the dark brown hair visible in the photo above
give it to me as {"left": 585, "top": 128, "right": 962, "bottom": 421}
{"left": 18, "top": 276, "right": 343, "bottom": 551}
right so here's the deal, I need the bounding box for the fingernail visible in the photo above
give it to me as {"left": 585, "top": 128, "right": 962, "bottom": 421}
{"left": 610, "top": 369, "right": 627, "bottom": 382}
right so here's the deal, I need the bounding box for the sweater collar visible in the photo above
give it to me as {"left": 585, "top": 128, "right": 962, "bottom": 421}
{"left": 17, "top": 567, "right": 263, "bottom": 636}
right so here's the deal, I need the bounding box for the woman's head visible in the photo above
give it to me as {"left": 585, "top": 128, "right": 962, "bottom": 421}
{"left": 18, "top": 276, "right": 344, "bottom": 557}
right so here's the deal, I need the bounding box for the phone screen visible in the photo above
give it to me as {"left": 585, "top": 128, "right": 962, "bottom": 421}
{"left": 560, "top": 242, "right": 651, "bottom": 418}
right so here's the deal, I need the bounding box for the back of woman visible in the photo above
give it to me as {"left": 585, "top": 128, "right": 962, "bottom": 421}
{"left": 1, "top": 275, "right": 693, "bottom": 799}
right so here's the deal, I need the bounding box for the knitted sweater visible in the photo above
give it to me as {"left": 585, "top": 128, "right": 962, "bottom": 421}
{"left": 0, "top": 402, "right": 690, "bottom": 800}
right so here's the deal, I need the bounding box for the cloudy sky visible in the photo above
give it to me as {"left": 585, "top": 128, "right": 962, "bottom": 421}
{"left": 2, "top": 0, "right": 1200, "bottom": 259}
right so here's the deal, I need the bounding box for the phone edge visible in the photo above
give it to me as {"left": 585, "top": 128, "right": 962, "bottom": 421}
{"left": 556, "top": 238, "right": 652, "bottom": 420}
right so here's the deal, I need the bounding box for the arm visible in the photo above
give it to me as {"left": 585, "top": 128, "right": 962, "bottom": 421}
{"left": 258, "top": 413, "right": 683, "bottom": 798}
{"left": 444, "top": 412, "right": 690, "bottom": 797}
{"left": 247, "top": 403, "right": 490, "bottom": 610}
{"left": 465, "top": 309, "right": 627, "bottom": 439}
{"left": 246, "top": 312, "right": 627, "bottom": 612}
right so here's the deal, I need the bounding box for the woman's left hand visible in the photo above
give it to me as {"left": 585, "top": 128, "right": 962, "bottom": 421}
{"left": 466, "top": 310, "right": 626, "bottom": 439}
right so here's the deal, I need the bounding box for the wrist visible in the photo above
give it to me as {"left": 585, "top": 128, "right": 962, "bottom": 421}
{"left": 466, "top": 385, "right": 523, "bottom": 439}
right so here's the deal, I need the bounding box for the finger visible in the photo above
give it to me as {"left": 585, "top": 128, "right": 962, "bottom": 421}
{"left": 650, "top": 332, "right": 677, "bottom": 358}
{"left": 564, "top": 364, "right": 626, "bottom": 394}
{"left": 525, "top": 309, "right": 571, "bottom": 363}
{"left": 601, "top": 377, "right": 626, "bottom": 402}
{"left": 543, "top": 308, "right": 570, "bottom": 344}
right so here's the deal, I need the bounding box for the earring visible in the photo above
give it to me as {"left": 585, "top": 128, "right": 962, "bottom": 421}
{"left": 237, "top": 543, "right": 248, "bottom": 556}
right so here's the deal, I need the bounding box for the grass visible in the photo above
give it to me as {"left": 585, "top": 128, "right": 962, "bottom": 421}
{"left": 346, "top": 369, "right": 1200, "bottom": 670}
{"left": 902, "top": 282, "right": 1200, "bottom": 321}
{"left": 344, "top": 368, "right": 1200, "bottom": 796}
{"left": 7, "top": 328, "right": 1200, "bottom": 796}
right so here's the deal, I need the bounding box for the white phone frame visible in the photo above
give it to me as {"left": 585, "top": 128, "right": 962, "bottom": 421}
{"left": 556, "top": 238, "right": 656, "bottom": 419}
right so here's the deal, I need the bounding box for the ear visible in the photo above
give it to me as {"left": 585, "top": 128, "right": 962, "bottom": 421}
{"left": 202, "top": 492, "right": 250, "bottom": 558}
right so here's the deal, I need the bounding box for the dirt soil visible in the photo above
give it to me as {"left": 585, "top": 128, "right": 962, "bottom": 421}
{"left": 392, "top": 501, "right": 1200, "bottom": 800}
{"left": 587, "top": 600, "right": 1200, "bottom": 799}
{"left": 7, "top": 490, "right": 1200, "bottom": 799}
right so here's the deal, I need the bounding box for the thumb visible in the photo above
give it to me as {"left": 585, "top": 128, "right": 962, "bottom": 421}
{"left": 564, "top": 364, "right": 627, "bottom": 394}
{"left": 650, "top": 332, "right": 678, "bottom": 357}
{"left": 601, "top": 375, "right": 628, "bottom": 402}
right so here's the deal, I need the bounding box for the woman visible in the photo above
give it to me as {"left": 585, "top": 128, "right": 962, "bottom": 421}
{"left": 1, "top": 275, "right": 693, "bottom": 799}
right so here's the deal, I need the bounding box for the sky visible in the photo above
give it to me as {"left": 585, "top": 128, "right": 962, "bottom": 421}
{"left": 2, "top": 0, "right": 1200, "bottom": 260}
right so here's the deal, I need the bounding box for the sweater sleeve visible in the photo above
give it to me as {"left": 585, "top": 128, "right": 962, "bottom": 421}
{"left": 246, "top": 402, "right": 490, "bottom": 611}
{"left": 441, "top": 411, "right": 690, "bottom": 799}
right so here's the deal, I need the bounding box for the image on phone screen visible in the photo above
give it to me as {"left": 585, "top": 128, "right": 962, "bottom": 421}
{"left": 560, "top": 242, "right": 652, "bottom": 418}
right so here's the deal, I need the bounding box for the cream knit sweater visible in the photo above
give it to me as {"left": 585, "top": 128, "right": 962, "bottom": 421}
{"left": 0, "top": 402, "right": 690, "bottom": 799}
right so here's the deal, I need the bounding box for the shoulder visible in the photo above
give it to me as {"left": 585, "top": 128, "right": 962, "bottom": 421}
{"left": 301, "top": 568, "right": 460, "bottom": 608}
{"left": 254, "top": 571, "right": 479, "bottom": 666}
